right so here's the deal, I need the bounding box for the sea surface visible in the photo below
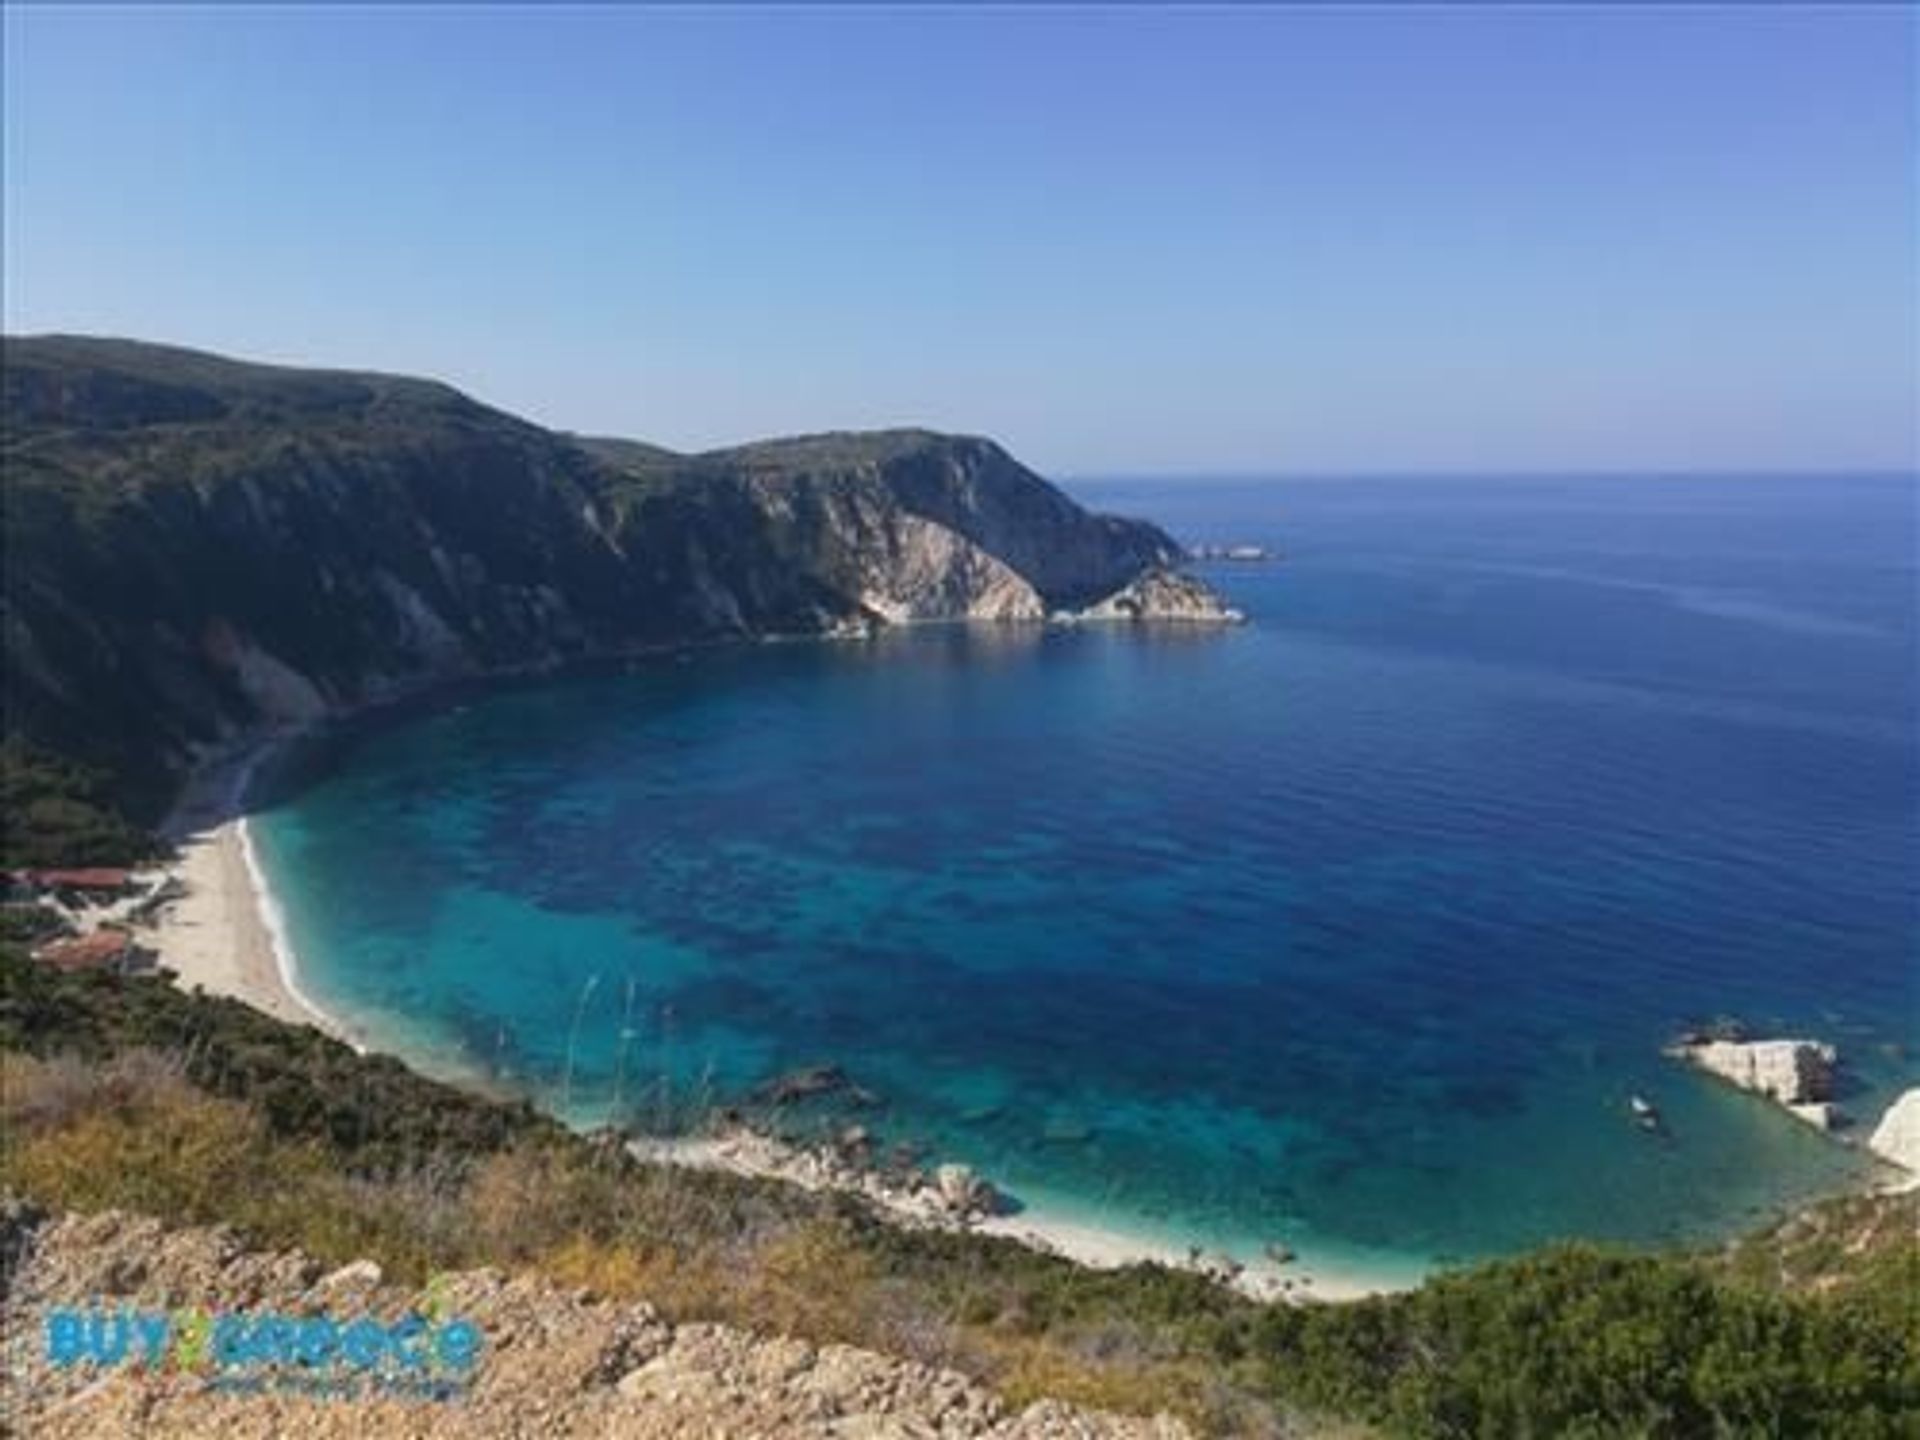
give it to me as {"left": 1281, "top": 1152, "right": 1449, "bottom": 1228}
{"left": 252, "top": 473, "right": 1919, "bottom": 1285}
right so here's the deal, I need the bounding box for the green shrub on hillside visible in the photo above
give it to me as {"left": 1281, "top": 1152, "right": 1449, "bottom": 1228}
{"left": 1248, "top": 1245, "right": 1918, "bottom": 1437}
{"left": 0, "top": 739, "right": 154, "bottom": 868}
{"left": 0, "top": 942, "right": 548, "bottom": 1171}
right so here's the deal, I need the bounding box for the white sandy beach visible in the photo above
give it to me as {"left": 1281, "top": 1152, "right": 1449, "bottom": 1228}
{"left": 986, "top": 1207, "right": 1396, "bottom": 1303}
{"left": 145, "top": 738, "right": 356, "bottom": 1045}
{"left": 631, "top": 1130, "right": 1404, "bottom": 1303}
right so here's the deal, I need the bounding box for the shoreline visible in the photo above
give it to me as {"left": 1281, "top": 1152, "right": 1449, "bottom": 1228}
{"left": 138, "top": 707, "right": 1411, "bottom": 1303}
{"left": 134, "top": 656, "right": 1911, "bottom": 1312}
{"left": 628, "top": 1127, "right": 1413, "bottom": 1304}
{"left": 130, "top": 625, "right": 1207, "bottom": 1058}
{"left": 147, "top": 730, "right": 362, "bottom": 1048}
{"left": 141, "top": 721, "right": 1409, "bottom": 1304}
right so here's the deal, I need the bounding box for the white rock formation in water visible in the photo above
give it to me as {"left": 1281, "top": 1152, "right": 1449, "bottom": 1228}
{"left": 1672, "top": 1037, "right": 1839, "bottom": 1128}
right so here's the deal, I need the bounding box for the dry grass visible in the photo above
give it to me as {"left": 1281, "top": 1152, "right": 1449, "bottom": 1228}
{"left": 0, "top": 1050, "right": 1258, "bottom": 1429}
{"left": 0, "top": 1051, "right": 464, "bottom": 1280}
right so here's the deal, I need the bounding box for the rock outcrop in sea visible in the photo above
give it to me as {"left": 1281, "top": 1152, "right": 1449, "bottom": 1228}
{"left": 1671, "top": 1035, "right": 1842, "bottom": 1130}
{"left": 1055, "top": 567, "right": 1245, "bottom": 625}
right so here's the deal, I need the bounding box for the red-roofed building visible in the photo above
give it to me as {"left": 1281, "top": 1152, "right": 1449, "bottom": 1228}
{"left": 7, "top": 869, "right": 138, "bottom": 905}
{"left": 33, "top": 928, "right": 144, "bottom": 973}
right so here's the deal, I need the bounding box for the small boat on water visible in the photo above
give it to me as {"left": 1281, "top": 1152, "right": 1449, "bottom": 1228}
{"left": 1629, "top": 1094, "right": 1664, "bottom": 1132}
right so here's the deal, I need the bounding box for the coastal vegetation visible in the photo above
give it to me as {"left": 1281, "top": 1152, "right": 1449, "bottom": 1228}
{"left": 4, "top": 947, "right": 1913, "bottom": 1436}
{"left": 0, "top": 739, "right": 155, "bottom": 869}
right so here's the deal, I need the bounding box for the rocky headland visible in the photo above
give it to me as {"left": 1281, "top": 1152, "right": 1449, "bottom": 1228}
{"left": 1052, "top": 568, "right": 1245, "bottom": 625}
{"left": 3, "top": 334, "right": 1237, "bottom": 828}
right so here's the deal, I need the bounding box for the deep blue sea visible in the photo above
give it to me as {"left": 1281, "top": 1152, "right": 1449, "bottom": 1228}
{"left": 253, "top": 474, "right": 1918, "bottom": 1286}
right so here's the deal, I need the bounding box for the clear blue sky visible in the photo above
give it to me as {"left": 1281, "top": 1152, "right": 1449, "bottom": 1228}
{"left": 4, "top": 4, "right": 1914, "bottom": 474}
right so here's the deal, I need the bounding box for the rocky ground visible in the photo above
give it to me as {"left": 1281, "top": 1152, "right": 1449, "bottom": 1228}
{"left": 628, "top": 1125, "right": 1318, "bottom": 1301}
{"left": 1, "top": 1207, "right": 1189, "bottom": 1439}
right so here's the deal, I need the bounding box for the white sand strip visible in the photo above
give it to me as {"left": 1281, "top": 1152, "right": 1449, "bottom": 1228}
{"left": 632, "top": 1131, "right": 1409, "bottom": 1304}
{"left": 146, "top": 737, "right": 359, "bottom": 1046}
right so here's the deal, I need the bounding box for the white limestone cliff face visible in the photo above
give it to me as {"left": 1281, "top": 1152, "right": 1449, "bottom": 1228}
{"left": 1868, "top": 1089, "right": 1920, "bottom": 1184}
{"left": 1673, "top": 1037, "right": 1839, "bottom": 1129}
{"left": 850, "top": 513, "right": 1046, "bottom": 623}
{"left": 772, "top": 434, "right": 1184, "bottom": 606}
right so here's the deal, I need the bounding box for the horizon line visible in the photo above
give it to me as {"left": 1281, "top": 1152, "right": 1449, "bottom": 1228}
{"left": 8, "top": 332, "right": 1913, "bottom": 483}
{"left": 1064, "top": 467, "right": 1920, "bottom": 483}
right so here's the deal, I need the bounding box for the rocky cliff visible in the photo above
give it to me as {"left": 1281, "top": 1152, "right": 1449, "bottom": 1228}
{"left": 2, "top": 336, "right": 1227, "bottom": 819}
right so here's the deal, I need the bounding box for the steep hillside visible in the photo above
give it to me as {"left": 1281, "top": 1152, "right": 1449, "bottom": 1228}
{"left": 2, "top": 336, "right": 1205, "bottom": 827}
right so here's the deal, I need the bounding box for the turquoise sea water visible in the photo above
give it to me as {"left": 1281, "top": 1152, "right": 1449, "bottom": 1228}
{"left": 252, "top": 474, "right": 1918, "bottom": 1284}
